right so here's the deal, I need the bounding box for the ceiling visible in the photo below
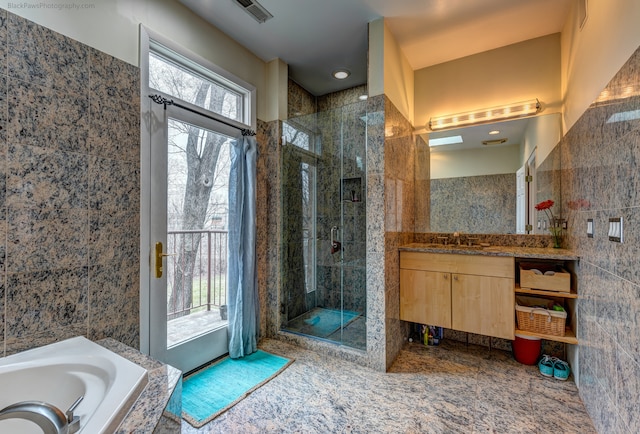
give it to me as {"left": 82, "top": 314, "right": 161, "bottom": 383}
{"left": 179, "top": 0, "right": 572, "bottom": 96}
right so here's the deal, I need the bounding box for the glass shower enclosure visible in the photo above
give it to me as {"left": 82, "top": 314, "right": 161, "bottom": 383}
{"left": 281, "top": 100, "right": 367, "bottom": 350}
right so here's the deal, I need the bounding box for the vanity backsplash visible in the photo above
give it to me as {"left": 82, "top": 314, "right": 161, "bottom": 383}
{"left": 414, "top": 232, "right": 557, "bottom": 249}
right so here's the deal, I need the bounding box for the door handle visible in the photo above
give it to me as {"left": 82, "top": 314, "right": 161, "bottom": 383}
{"left": 154, "top": 242, "right": 176, "bottom": 278}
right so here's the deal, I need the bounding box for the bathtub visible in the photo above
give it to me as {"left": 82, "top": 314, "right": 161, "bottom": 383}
{"left": 0, "top": 336, "right": 148, "bottom": 433}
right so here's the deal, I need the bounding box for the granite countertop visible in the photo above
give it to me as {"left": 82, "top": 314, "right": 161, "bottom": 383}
{"left": 399, "top": 243, "right": 579, "bottom": 261}
{"left": 98, "top": 338, "right": 182, "bottom": 434}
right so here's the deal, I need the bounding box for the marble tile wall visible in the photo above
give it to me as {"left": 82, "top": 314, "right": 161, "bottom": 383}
{"left": 536, "top": 144, "right": 562, "bottom": 220}
{"left": 0, "top": 10, "right": 140, "bottom": 355}
{"left": 256, "top": 119, "right": 277, "bottom": 340}
{"left": 381, "top": 97, "right": 417, "bottom": 369}
{"left": 560, "top": 45, "right": 640, "bottom": 434}
{"left": 364, "top": 94, "right": 387, "bottom": 370}
{"left": 287, "top": 78, "right": 316, "bottom": 118}
{"left": 430, "top": 173, "right": 516, "bottom": 234}
{"left": 414, "top": 135, "right": 430, "bottom": 233}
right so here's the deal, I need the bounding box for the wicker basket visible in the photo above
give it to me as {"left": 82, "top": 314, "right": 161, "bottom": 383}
{"left": 516, "top": 296, "right": 567, "bottom": 337}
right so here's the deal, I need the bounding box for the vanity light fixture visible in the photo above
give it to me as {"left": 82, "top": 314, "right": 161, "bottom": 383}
{"left": 428, "top": 99, "right": 541, "bottom": 131}
{"left": 332, "top": 69, "right": 351, "bottom": 80}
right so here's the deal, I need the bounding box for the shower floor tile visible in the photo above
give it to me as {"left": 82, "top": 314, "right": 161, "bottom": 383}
{"left": 180, "top": 339, "right": 596, "bottom": 433}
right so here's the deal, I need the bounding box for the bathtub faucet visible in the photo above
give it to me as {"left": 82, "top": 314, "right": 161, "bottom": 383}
{"left": 0, "top": 395, "right": 83, "bottom": 434}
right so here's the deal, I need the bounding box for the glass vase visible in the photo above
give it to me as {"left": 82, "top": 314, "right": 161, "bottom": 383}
{"left": 549, "top": 226, "right": 563, "bottom": 249}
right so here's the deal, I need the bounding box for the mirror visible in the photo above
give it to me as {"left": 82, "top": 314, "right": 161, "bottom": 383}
{"left": 427, "top": 113, "right": 562, "bottom": 234}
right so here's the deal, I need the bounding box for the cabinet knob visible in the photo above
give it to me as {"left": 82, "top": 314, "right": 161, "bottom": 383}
{"left": 453, "top": 275, "right": 458, "bottom": 281}
{"left": 443, "top": 274, "right": 448, "bottom": 279}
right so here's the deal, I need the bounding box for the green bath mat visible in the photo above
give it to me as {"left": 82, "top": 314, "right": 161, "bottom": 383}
{"left": 182, "top": 350, "right": 293, "bottom": 427}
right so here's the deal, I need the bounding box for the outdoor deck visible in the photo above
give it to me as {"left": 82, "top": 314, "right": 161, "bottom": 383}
{"left": 167, "top": 309, "right": 228, "bottom": 348}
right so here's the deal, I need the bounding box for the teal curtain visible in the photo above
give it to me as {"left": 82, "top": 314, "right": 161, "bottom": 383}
{"left": 227, "top": 133, "right": 259, "bottom": 358}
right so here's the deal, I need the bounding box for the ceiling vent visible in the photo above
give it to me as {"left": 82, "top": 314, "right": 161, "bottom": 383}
{"left": 234, "top": 0, "right": 273, "bottom": 23}
{"left": 482, "top": 138, "right": 508, "bottom": 146}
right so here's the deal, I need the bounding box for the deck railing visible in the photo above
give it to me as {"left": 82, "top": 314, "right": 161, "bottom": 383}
{"left": 166, "top": 230, "right": 228, "bottom": 319}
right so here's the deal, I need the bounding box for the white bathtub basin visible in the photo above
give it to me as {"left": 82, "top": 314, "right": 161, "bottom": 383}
{"left": 0, "top": 336, "right": 148, "bottom": 433}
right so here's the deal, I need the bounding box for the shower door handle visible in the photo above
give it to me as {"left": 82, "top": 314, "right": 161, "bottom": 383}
{"left": 331, "top": 226, "right": 341, "bottom": 254}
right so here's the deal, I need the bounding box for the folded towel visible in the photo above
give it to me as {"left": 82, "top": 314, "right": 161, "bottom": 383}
{"left": 304, "top": 316, "right": 320, "bottom": 325}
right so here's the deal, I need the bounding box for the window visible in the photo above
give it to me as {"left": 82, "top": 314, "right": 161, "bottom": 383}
{"left": 147, "top": 39, "right": 254, "bottom": 127}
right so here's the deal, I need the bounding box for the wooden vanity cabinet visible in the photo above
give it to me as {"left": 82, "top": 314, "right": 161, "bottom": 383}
{"left": 451, "top": 273, "right": 514, "bottom": 340}
{"left": 400, "top": 269, "right": 451, "bottom": 328}
{"left": 400, "top": 251, "right": 515, "bottom": 340}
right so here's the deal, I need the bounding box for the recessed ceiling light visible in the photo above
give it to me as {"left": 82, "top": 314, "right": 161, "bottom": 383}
{"left": 333, "top": 69, "right": 350, "bottom": 80}
{"left": 489, "top": 130, "right": 500, "bottom": 135}
{"left": 428, "top": 135, "right": 463, "bottom": 147}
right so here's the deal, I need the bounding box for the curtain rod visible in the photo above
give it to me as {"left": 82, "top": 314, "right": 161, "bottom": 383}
{"left": 148, "top": 94, "right": 256, "bottom": 136}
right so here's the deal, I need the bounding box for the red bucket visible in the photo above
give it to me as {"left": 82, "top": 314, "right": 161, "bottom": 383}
{"left": 512, "top": 334, "right": 541, "bottom": 365}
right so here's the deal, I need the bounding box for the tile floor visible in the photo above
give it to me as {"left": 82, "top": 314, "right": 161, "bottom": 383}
{"left": 181, "top": 338, "right": 596, "bottom": 433}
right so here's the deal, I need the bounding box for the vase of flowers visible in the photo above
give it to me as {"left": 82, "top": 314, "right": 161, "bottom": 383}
{"left": 535, "top": 199, "right": 562, "bottom": 248}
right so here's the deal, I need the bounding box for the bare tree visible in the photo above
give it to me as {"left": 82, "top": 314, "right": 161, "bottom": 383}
{"left": 168, "top": 84, "right": 229, "bottom": 317}
{"left": 150, "top": 55, "right": 232, "bottom": 318}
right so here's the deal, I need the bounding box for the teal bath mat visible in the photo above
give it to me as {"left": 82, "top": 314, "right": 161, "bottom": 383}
{"left": 182, "top": 350, "right": 293, "bottom": 427}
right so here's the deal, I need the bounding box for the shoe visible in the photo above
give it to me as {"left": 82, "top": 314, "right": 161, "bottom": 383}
{"left": 538, "top": 355, "right": 556, "bottom": 377}
{"left": 553, "top": 359, "right": 571, "bottom": 381}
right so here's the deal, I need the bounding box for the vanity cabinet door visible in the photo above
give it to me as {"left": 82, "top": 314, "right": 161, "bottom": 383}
{"left": 451, "top": 274, "right": 514, "bottom": 340}
{"left": 400, "top": 269, "right": 452, "bottom": 328}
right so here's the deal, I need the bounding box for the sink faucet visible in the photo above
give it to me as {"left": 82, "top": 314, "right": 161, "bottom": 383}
{"left": 0, "top": 396, "right": 83, "bottom": 434}
{"left": 453, "top": 232, "right": 461, "bottom": 245}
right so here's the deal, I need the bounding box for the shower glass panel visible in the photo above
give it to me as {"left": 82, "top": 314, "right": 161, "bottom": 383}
{"left": 281, "top": 100, "right": 367, "bottom": 350}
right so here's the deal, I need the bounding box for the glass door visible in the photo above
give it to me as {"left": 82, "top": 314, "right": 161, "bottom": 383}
{"left": 149, "top": 102, "right": 236, "bottom": 373}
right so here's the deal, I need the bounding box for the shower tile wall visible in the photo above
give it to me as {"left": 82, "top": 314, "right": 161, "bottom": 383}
{"left": 0, "top": 10, "right": 140, "bottom": 356}
{"left": 430, "top": 174, "right": 516, "bottom": 234}
{"left": 559, "top": 45, "right": 640, "bottom": 434}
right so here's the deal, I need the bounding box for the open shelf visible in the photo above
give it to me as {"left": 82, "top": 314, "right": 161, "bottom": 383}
{"left": 515, "top": 284, "right": 578, "bottom": 299}
{"left": 515, "top": 326, "right": 578, "bottom": 344}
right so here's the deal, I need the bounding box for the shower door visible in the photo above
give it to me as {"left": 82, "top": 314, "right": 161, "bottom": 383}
{"left": 281, "top": 101, "right": 367, "bottom": 350}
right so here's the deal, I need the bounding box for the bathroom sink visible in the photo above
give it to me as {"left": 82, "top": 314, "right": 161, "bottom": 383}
{"left": 482, "top": 246, "right": 503, "bottom": 251}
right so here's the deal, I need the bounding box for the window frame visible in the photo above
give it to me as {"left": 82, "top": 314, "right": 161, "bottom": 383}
{"left": 141, "top": 26, "right": 256, "bottom": 131}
